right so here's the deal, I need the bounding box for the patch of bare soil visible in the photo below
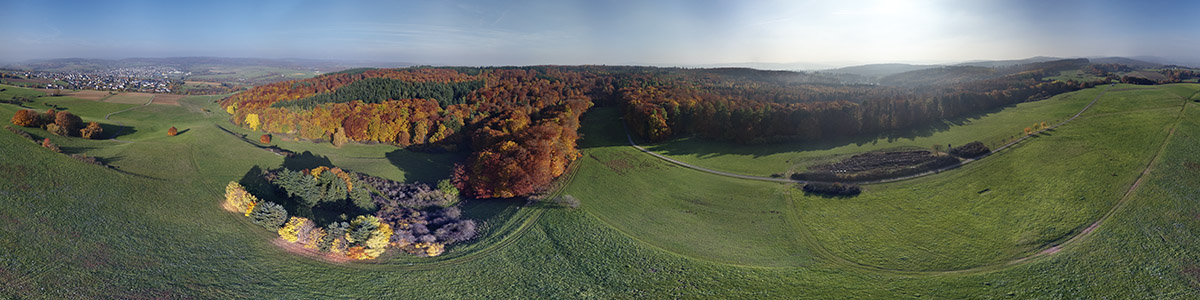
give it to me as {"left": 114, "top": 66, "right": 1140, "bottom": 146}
{"left": 814, "top": 150, "right": 940, "bottom": 173}
{"left": 792, "top": 150, "right": 960, "bottom": 182}
{"left": 151, "top": 94, "right": 185, "bottom": 106}
{"left": 65, "top": 90, "right": 113, "bottom": 101}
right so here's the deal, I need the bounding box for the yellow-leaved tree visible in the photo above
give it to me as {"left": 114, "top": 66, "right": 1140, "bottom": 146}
{"left": 245, "top": 113, "right": 261, "bottom": 131}
{"left": 224, "top": 182, "right": 258, "bottom": 214}
{"left": 363, "top": 223, "right": 393, "bottom": 258}
{"left": 278, "top": 217, "right": 312, "bottom": 243}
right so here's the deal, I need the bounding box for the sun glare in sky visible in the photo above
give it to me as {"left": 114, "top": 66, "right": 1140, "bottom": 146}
{"left": 1, "top": 0, "right": 1197, "bottom": 66}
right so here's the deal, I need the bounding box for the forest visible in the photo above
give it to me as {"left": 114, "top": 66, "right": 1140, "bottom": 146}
{"left": 219, "top": 60, "right": 1128, "bottom": 199}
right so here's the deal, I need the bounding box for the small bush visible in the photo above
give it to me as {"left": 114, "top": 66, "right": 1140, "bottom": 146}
{"left": 69, "top": 153, "right": 103, "bottom": 166}
{"left": 46, "top": 123, "right": 70, "bottom": 137}
{"left": 554, "top": 195, "right": 581, "bottom": 209}
{"left": 250, "top": 202, "right": 288, "bottom": 229}
{"left": 802, "top": 182, "right": 862, "bottom": 196}
{"left": 41, "top": 138, "right": 62, "bottom": 153}
{"left": 167, "top": 126, "right": 178, "bottom": 136}
{"left": 948, "top": 141, "right": 990, "bottom": 159}
{"left": 260, "top": 134, "right": 271, "bottom": 144}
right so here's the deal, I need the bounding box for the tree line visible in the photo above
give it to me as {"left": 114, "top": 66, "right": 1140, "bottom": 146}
{"left": 221, "top": 65, "right": 1121, "bottom": 199}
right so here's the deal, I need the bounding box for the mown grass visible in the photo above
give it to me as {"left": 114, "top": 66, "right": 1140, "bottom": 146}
{"left": 643, "top": 85, "right": 1117, "bottom": 176}
{"left": 794, "top": 104, "right": 1177, "bottom": 271}
{"left": 2, "top": 84, "right": 1200, "bottom": 298}
{"left": 566, "top": 107, "right": 814, "bottom": 267}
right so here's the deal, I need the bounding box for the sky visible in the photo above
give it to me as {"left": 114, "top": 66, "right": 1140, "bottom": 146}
{"left": 1, "top": 0, "right": 1198, "bottom": 67}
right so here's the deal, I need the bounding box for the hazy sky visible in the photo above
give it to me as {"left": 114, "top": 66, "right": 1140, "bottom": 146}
{"left": 1, "top": 0, "right": 1197, "bottom": 66}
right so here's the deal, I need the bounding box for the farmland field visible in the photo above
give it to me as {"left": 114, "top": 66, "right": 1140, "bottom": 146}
{"left": 1, "top": 83, "right": 1200, "bottom": 298}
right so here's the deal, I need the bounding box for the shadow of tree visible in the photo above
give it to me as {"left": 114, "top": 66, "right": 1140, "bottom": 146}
{"left": 282, "top": 151, "right": 333, "bottom": 171}
{"left": 99, "top": 123, "right": 136, "bottom": 139}
{"left": 385, "top": 149, "right": 461, "bottom": 184}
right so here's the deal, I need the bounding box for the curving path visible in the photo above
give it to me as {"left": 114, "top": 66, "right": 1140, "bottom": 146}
{"left": 625, "top": 83, "right": 1114, "bottom": 185}
{"left": 103, "top": 95, "right": 155, "bottom": 142}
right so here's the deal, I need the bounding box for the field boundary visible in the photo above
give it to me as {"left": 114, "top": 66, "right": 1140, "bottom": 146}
{"left": 626, "top": 84, "right": 1114, "bottom": 185}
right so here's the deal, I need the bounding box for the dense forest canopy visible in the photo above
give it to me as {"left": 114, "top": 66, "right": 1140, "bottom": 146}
{"left": 219, "top": 60, "right": 1194, "bottom": 198}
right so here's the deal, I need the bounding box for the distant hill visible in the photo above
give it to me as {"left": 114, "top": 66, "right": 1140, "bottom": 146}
{"left": 1088, "top": 57, "right": 1163, "bottom": 69}
{"left": 879, "top": 66, "right": 998, "bottom": 86}
{"left": 881, "top": 58, "right": 1091, "bottom": 87}
{"left": 954, "top": 56, "right": 1064, "bottom": 68}
{"left": 819, "top": 63, "right": 938, "bottom": 79}
{"left": 4, "top": 57, "right": 415, "bottom": 73}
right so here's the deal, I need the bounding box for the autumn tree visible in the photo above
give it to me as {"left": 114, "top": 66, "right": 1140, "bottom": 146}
{"left": 80, "top": 122, "right": 103, "bottom": 139}
{"left": 278, "top": 217, "right": 312, "bottom": 243}
{"left": 54, "top": 111, "right": 82, "bottom": 135}
{"left": 168, "top": 126, "right": 178, "bottom": 136}
{"left": 245, "top": 113, "right": 261, "bottom": 131}
{"left": 331, "top": 127, "right": 347, "bottom": 147}
{"left": 260, "top": 134, "right": 271, "bottom": 144}
{"left": 10, "top": 110, "right": 38, "bottom": 127}
{"left": 224, "top": 181, "right": 258, "bottom": 214}
{"left": 38, "top": 109, "right": 56, "bottom": 127}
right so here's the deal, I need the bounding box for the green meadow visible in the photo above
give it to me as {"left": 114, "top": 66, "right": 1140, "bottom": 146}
{"left": 2, "top": 83, "right": 1200, "bottom": 298}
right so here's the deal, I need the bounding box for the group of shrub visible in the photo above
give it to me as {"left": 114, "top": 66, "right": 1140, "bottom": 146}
{"left": 224, "top": 166, "right": 479, "bottom": 260}
{"left": 10, "top": 109, "right": 103, "bottom": 139}
{"left": 6, "top": 121, "right": 106, "bottom": 166}
{"left": 225, "top": 180, "right": 395, "bottom": 259}
{"left": 801, "top": 182, "right": 862, "bottom": 196}
{"left": 948, "top": 141, "right": 991, "bottom": 159}
{"left": 362, "top": 174, "right": 476, "bottom": 257}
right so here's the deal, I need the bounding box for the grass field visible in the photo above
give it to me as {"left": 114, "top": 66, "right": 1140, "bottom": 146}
{"left": 187, "top": 65, "right": 318, "bottom": 82}
{"left": 642, "top": 84, "right": 1191, "bottom": 177}
{"left": 1046, "top": 69, "right": 1106, "bottom": 82}
{"left": 2, "top": 83, "right": 1200, "bottom": 298}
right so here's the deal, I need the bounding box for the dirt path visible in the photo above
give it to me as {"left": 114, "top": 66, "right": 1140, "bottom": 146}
{"left": 103, "top": 95, "right": 155, "bottom": 142}
{"left": 626, "top": 84, "right": 1114, "bottom": 185}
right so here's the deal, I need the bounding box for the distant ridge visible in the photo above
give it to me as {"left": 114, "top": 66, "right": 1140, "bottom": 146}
{"left": 819, "top": 63, "right": 938, "bottom": 78}
{"left": 3, "top": 57, "right": 415, "bottom": 72}
{"left": 953, "top": 56, "right": 1063, "bottom": 68}
{"left": 1088, "top": 57, "right": 1162, "bottom": 69}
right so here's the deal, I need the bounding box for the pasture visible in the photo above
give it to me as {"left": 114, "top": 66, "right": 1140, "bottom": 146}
{"left": 1, "top": 83, "right": 1199, "bottom": 298}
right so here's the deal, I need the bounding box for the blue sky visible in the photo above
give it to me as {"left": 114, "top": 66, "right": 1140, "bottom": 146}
{"left": 1, "top": 0, "right": 1197, "bottom": 66}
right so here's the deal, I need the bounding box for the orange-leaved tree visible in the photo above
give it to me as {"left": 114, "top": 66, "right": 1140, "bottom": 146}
{"left": 80, "top": 122, "right": 103, "bottom": 139}
{"left": 168, "top": 126, "right": 178, "bottom": 136}
{"left": 10, "top": 110, "right": 38, "bottom": 127}
{"left": 260, "top": 134, "right": 271, "bottom": 144}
